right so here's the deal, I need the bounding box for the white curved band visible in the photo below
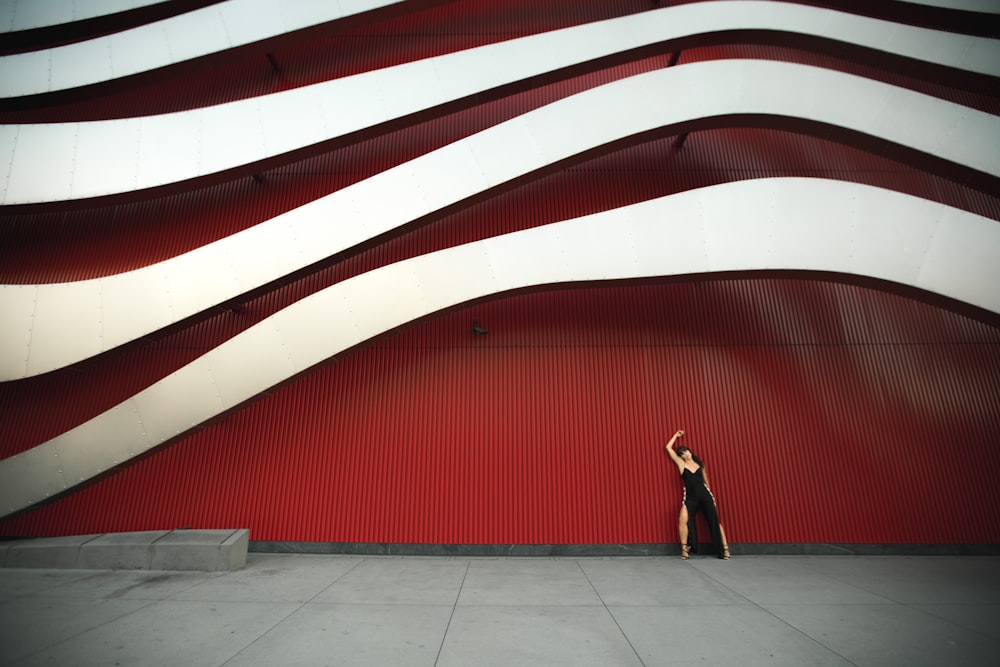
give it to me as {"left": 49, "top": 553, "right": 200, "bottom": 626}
{"left": 2, "top": 1, "right": 998, "bottom": 203}
{"left": 2, "top": 59, "right": 998, "bottom": 379}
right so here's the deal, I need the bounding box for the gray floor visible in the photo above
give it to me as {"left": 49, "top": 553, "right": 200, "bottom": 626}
{"left": 1, "top": 554, "right": 999, "bottom": 666}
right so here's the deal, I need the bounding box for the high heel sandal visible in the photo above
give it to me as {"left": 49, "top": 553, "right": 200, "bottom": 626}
{"left": 721, "top": 545, "right": 731, "bottom": 560}
{"left": 681, "top": 545, "right": 691, "bottom": 560}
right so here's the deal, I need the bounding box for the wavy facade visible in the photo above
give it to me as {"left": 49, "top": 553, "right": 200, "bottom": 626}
{"left": 1, "top": 0, "right": 999, "bottom": 547}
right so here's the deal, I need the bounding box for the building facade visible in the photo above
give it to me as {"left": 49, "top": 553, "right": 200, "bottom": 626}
{"left": 1, "top": 0, "right": 999, "bottom": 550}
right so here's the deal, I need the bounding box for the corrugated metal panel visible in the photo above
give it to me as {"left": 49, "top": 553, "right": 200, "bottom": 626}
{"left": 3, "top": 280, "right": 999, "bottom": 544}
{"left": 3, "top": 3, "right": 999, "bottom": 546}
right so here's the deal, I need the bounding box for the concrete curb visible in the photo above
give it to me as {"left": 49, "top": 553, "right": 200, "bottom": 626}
{"left": 0, "top": 529, "right": 248, "bottom": 571}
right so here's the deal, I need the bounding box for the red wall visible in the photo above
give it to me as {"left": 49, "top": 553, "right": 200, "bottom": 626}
{"left": 3, "top": 279, "right": 999, "bottom": 545}
{"left": 2, "top": 1, "right": 999, "bottom": 546}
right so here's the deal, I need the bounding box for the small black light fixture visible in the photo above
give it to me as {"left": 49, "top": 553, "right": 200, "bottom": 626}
{"left": 471, "top": 320, "right": 489, "bottom": 335}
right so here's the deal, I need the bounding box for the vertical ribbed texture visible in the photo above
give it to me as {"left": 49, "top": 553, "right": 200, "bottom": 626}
{"left": 3, "top": 279, "right": 999, "bottom": 544}
{"left": 2, "top": 2, "right": 999, "bottom": 546}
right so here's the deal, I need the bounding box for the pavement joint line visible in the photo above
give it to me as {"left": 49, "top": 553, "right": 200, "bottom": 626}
{"left": 433, "top": 558, "right": 471, "bottom": 667}
{"left": 685, "top": 557, "right": 864, "bottom": 667}
{"left": 907, "top": 602, "right": 1000, "bottom": 647}
{"left": 218, "top": 554, "right": 368, "bottom": 667}
{"left": 793, "top": 555, "right": 904, "bottom": 604}
{"left": 576, "top": 558, "right": 648, "bottom": 667}
{"left": 10, "top": 593, "right": 161, "bottom": 666}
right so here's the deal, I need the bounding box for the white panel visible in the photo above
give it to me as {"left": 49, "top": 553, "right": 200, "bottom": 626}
{"left": 99, "top": 264, "right": 173, "bottom": 351}
{"left": 409, "top": 243, "right": 500, "bottom": 314}
{"left": 628, "top": 194, "right": 710, "bottom": 277}
{"left": 864, "top": 84, "right": 998, "bottom": 176}
{"left": 0, "top": 284, "right": 36, "bottom": 380}
{"left": 10, "top": 0, "right": 63, "bottom": 31}
{"left": 410, "top": 140, "right": 490, "bottom": 213}
{"left": 132, "top": 359, "right": 225, "bottom": 445}
{"left": 0, "top": 125, "right": 16, "bottom": 201}
{"left": 258, "top": 86, "right": 330, "bottom": 157}
{"left": 337, "top": 266, "right": 428, "bottom": 338}
{"left": 281, "top": 0, "right": 343, "bottom": 30}
{"left": 959, "top": 34, "right": 1000, "bottom": 76}
{"left": 72, "top": 118, "right": 140, "bottom": 199}
{"left": 199, "top": 100, "right": 265, "bottom": 176}
{"left": 281, "top": 0, "right": 402, "bottom": 30}
{"left": 275, "top": 290, "right": 362, "bottom": 374}
{"left": 429, "top": 40, "right": 512, "bottom": 101}
{"left": 0, "top": 443, "right": 65, "bottom": 516}
{"left": 521, "top": 78, "right": 641, "bottom": 167}
{"left": 223, "top": 215, "right": 307, "bottom": 293}
{"left": 217, "top": 0, "right": 287, "bottom": 45}
{"left": 26, "top": 281, "right": 102, "bottom": 377}
{"left": 314, "top": 69, "right": 392, "bottom": 138}
{"left": 919, "top": 210, "right": 1000, "bottom": 314}
{"left": 277, "top": 190, "right": 362, "bottom": 268}
{"left": 49, "top": 38, "right": 112, "bottom": 92}
{"left": 6, "top": 0, "right": 154, "bottom": 30}
{"left": 163, "top": 7, "right": 230, "bottom": 62}
{"left": 849, "top": 188, "right": 938, "bottom": 285}
{"left": 814, "top": 72, "right": 891, "bottom": 132}
{"left": 53, "top": 401, "right": 150, "bottom": 485}
{"left": 338, "top": 161, "right": 430, "bottom": 241}
{"left": 906, "top": 0, "right": 1000, "bottom": 12}
{"left": 0, "top": 2, "right": 14, "bottom": 31}
{"left": 375, "top": 58, "right": 447, "bottom": 120}
{"left": 0, "top": 51, "right": 49, "bottom": 98}
{"left": 5, "top": 123, "right": 74, "bottom": 204}
{"left": 769, "top": 179, "right": 855, "bottom": 271}
{"left": 136, "top": 111, "right": 203, "bottom": 189}
{"left": 702, "top": 181, "right": 780, "bottom": 272}
{"left": 742, "top": 58, "right": 819, "bottom": 119}
{"left": 70, "top": 0, "right": 144, "bottom": 23}
{"left": 864, "top": 84, "right": 936, "bottom": 158}
{"left": 208, "top": 320, "right": 296, "bottom": 410}
{"left": 930, "top": 106, "right": 1000, "bottom": 178}
{"left": 560, "top": 209, "right": 640, "bottom": 282}
{"left": 162, "top": 245, "right": 242, "bottom": 319}
{"left": 109, "top": 22, "right": 172, "bottom": 79}
{"left": 485, "top": 226, "right": 565, "bottom": 292}
{"left": 464, "top": 115, "right": 546, "bottom": 191}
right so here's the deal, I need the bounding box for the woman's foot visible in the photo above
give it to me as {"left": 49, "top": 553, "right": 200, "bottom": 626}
{"left": 721, "top": 545, "right": 731, "bottom": 560}
{"left": 681, "top": 545, "right": 691, "bottom": 560}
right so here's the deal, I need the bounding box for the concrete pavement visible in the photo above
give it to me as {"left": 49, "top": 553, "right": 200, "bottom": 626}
{"left": 1, "top": 553, "right": 999, "bottom": 666}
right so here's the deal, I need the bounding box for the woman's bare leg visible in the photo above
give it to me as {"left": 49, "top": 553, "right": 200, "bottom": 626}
{"left": 678, "top": 506, "right": 690, "bottom": 558}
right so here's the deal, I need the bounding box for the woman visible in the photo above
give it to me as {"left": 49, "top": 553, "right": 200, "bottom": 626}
{"left": 665, "top": 429, "right": 730, "bottom": 559}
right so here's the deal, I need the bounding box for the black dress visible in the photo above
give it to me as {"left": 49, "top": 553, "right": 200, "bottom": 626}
{"left": 681, "top": 466, "right": 726, "bottom": 557}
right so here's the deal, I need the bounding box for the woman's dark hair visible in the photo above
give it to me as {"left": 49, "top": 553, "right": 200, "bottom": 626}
{"left": 676, "top": 445, "right": 704, "bottom": 467}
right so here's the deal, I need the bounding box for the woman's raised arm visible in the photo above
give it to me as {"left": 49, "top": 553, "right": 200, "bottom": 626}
{"left": 664, "top": 429, "right": 685, "bottom": 468}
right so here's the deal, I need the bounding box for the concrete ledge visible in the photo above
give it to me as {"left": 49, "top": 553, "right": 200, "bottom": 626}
{"left": 149, "top": 529, "right": 248, "bottom": 572}
{"left": 78, "top": 530, "right": 170, "bottom": 570}
{"left": 0, "top": 529, "right": 249, "bottom": 571}
{"left": 3, "top": 534, "right": 103, "bottom": 568}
